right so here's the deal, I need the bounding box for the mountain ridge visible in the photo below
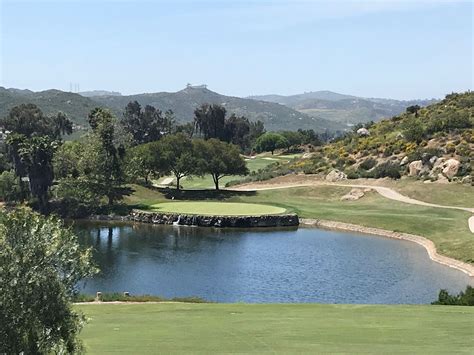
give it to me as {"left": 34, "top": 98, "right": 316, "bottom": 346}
{"left": 248, "top": 91, "right": 438, "bottom": 125}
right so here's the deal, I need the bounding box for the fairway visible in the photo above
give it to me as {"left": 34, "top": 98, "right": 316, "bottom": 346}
{"left": 77, "top": 303, "right": 474, "bottom": 354}
{"left": 150, "top": 201, "right": 286, "bottom": 216}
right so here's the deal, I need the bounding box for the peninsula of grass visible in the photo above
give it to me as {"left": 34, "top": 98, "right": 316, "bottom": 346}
{"left": 77, "top": 303, "right": 474, "bottom": 354}
{"left": 149, "top": 201, "right": 286, "bottom": 216}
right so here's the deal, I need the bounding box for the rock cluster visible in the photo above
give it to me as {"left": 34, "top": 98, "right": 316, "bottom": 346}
{"left": 129, "top": 210, "right": 299, "bottom": 228}
{"left": 406, "top": 157, "right": 464, "bottom": 182}
{"left": 325, "top": 169, "right": 347, "bottom": 182}
{"left": 340, "top": 188, "right": 369, "bottom": 201}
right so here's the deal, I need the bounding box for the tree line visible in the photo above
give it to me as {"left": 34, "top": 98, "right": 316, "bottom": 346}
{"left": 0, "top": 100, "right": 330, "bottom": 216}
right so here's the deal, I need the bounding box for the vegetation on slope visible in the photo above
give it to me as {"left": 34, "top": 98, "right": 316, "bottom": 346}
{"left": 249, "top": 90, "right": 437, "bottom": 124}
{"left": 277, "top": 92, "right": 473, "bottom": 183}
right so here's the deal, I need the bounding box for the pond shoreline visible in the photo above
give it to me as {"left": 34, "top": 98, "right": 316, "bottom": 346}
{"left": 84, "top": 213, "right": 474, "bottom": 278}
{"left": 300, "top": 218, "right": 474, "bottom": 278}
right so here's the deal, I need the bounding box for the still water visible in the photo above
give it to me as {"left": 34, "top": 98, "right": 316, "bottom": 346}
{"left": 75, "top": 222, "right": 472, "bottom": 304}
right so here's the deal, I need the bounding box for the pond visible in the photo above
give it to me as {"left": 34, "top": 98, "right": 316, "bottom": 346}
{"left": 75, "top": 222, "right": 473, "bottom": 304}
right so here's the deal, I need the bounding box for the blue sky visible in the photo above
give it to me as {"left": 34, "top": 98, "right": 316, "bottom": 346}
{"left": 0, "top": 0, "right": 472, "bottom": 99}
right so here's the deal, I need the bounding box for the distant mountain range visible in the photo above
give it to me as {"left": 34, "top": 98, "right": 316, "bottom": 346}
{"left": 248, "top": 91, "right": 438, "bottom": 125}
{"left": 0, "top": 87, "right": 98, "bottom": 126}
{"left": 0, "top": 86, "right": 438, "bottom": 132}
{"left": 0, "top": 86, "right": 343, "bottom": 132}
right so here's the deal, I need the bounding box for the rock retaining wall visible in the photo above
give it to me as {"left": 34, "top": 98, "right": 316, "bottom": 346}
{"left": 129, "top": 210, "right": 299, "bottom": 228}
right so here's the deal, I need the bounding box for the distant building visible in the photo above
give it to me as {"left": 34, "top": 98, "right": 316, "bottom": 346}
{"left": 186, "top": 83, "right": 207, "bottom": 89}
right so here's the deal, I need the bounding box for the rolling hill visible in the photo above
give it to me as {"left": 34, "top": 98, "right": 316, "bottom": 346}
{"left": 249, "top": 91, "right": 437, "bottom": 125}
{"left": 282, "top": 91, "right": 473, "bottom": 183}
{"left": 0, "top": 87, "right": 98, "bottom": 127}
{"left": 89, "top": 86, "right": 344, "bottom": 132}
{"left": 0, "top": 86, "right": 343, "bottom": 133}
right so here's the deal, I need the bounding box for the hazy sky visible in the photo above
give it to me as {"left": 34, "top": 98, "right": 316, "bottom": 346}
{"left": 0, "top": 0, "right": 472, "bottom": 99}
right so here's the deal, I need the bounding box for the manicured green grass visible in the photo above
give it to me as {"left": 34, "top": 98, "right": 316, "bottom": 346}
{"left": 149, "top": 201, "right": 286, "bottom": 216}
{"left": 77, "top": 303, "right": 474, "bottom": 354}
{"left": 383, "top": 179, "right": 474, "bottom": 208}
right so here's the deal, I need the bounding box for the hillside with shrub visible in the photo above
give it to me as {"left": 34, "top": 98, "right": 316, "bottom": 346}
{"left": 275, "top": 92, "right": 473, "bottom": 184}
{"left": 249, "top": 90, "right": 437, "bottom": 125}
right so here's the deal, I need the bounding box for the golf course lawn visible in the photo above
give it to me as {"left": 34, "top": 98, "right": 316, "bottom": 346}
{"left": 77, "top": 303, "right": 474, "bottom": 354}
{"left": 149, "top": 201, "right": 286, "bottom": 216}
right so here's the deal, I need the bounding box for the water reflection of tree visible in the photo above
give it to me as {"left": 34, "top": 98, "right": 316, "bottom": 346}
{"left": 76, "top": 222, "right": 298, "bottom": 281}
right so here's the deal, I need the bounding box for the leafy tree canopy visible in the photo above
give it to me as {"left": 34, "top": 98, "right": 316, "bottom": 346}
{"left": 194, "top": 139, "right": 248, "bottom": 190}
{"left": 0, "top": 208, "right": 97, "bottom": 353}
{"left": 254, "top": 132, "right": 289, "bottom": 155}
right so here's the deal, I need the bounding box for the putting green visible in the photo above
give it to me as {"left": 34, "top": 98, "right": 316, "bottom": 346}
{"left": 149, "top": 201, "right": 286, "bottom": 216}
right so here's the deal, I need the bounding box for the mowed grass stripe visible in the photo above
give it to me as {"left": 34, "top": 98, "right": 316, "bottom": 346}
{"left": 77, "top": 303, "right": 474, "bottom": 354}
{"left": 150, "top": 201, "right": 286, "bottom": 216}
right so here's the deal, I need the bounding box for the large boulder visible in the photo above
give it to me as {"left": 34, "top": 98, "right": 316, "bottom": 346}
{"left": 408, "top": 160, "right": 423, "bottom": 176}
{"left": 400, "top": 156, "right": 409, "bottom": 166}
{"left": 325, "top": 169, "right": 347, "bottom": 182}
{"left": 442, "top": 159, "right": 460, "bottom": 179}
{"left": 356, "top": 128, "right": 370, "bottom": 136}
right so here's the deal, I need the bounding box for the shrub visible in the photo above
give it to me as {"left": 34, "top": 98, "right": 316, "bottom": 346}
{"left": 345, "top": 169, "right": 360, "bottom": 179}
{"left": 432, "top": 286, "right": 474, "bottom": 306}
{"left": 446, "top": 142, "right": 456, "bottom": 153}
{"left": 359, "top": 158, "right": 377, "bottom": 170}
{"left": 0, "top": 170, "right": 25, "bottom": 202}
{"left": 456, "top": 142, "right": 471, "bottom": 157}
{"left": 372, "top": 161, "right": 401, "bottom": 179}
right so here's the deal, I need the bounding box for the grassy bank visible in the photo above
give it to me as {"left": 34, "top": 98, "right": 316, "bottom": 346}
{"left": 77, "top": 303, "right": 474, "bottom": 354}
{"left": 377, "top": 179, "right": 474, "bottom": 208}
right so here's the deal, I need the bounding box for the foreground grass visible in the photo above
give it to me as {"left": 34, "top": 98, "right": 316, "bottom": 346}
{"left": 77, "top": 303, "right": 474, "bottom": 354}
{"left": 149, "top": 201, "right": 286, "bottom": 216}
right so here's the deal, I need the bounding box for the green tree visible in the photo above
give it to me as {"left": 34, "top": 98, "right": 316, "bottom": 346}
{"left": 223, "top": 114, "right": 251, "bottom": 150}
{"left": 121, "top": 101, "right": 163, "bottom": 145}
{"left": 193, "top": 104, "right": 227, "bottom": 140}
{"left": 254, "top": 132, "right": 288, "bottom": 155}
{"left": 406, "top": 105, "right": 421, "bottom": 117}
{"left": 402, "top": 118, "right": 425, "bottom": 143}
{"left": 194, "top": 139, "right": 248, "bottom": 190}
{"left": 158, "top": 133, "right": 199, "bottom": 190}
{"left": 1, "top": 104, "right": 73, "bottom": 211}
{"left": 0, "top": 208, "right": 97, "bottom": 353}
{"left": 87, "top": 108, "right": 127, "bottom": 205}
{"left": 125, "top": 143, "right": 158, "bottom": 184}
{"left": 280, "top": 131, "right": 304, "bottom": 151}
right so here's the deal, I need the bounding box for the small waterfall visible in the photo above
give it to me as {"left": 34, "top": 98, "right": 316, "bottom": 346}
{"left": 173, "top": 215, "right": 181, "bottom": 226}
